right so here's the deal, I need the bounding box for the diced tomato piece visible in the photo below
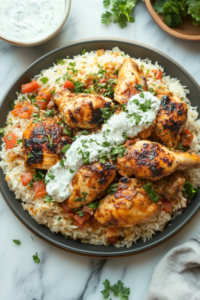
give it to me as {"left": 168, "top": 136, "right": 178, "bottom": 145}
{"left": 180, "top": 129, "right": 193, "bottom": 147}
{"left": 74, "top": 212, "right": 91, "bottom": 224}
{"left": 12, "top": 100, "right": 33, "bottom": 119}
{"left": 60, "top": 201, "right": 73, "bottom": 214}
{"left": 35, "top": 89, "right": 51, "bottom": 109}
{"left": 153, "top": 70, "right": 163, "bottom": 80}
{"left": 33, "top": 180, "right": 46, "bottom": 198}
{"left": 99, "top": 78, "right": 106, "bottom": 84}
{"left": 3, "top": 133, "right": 17, "bottom": 149}
{"left": 107, "top": 236, "right": 118, "bottom": 244}
{"left": 105, "top": 227, "right": 118, "bottom": 238}
{"left": 21, "top": 80, "right": 39, "bottom": 94}
{"left": 21, "top": 172, "right": 33, "bottom": 186}
{"left": 161, "top": 199, "right": 172, "bottom": 213}
{"left": 64, "top": 80, "right": 75, "bottom": 91}
{"left": 75, "top": 221, "right": 84, "bottom": 230}
{"left": 89, "top": 216, "right": 100, "bottom": 230}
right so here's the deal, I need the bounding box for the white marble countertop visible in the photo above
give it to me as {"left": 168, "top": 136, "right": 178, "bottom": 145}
{"left": 0, "top": 1, "right": 200, "bottom": 299}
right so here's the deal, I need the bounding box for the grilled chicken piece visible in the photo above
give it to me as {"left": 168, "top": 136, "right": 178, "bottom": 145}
{"left": 94, "top": 178, "right": 162, "bottom": 227}
{"left": 67, "top": 162, "right": 117, "bottom": 209}
{"left": 53, "top": 91, "right": 114, "bottom": 129}
{"left": 117, "top": 140, "right": 200, "bottom": 181}
{"left": 152, "top": 94, "right": 188, "bottom": 148}
{"left": 23, "top": 119, "right": 71, "bottom": 170}
{"left": 153, "top": 171, "right": 186, "bottom": 200}
{"left": 114, "top": 58, "right": 147, "bottom": 104}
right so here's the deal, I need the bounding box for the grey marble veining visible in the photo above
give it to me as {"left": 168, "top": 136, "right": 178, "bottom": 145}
{"left": 0, "top": 1, "right": 200, "bottom": 299}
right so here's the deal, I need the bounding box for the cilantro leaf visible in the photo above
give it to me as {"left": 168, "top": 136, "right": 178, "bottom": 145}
{"left": 143, "top": 182, "right": 159, "bottom": 203}
{"left": 44, "top": 195, "right": 54, "bottom": 204}
{"left": 102, "top": 11, "right": 113, "bottom": 25}
{"left": 13, "top": 239, "right": 21, "bottom": 245}
{"left": 40, "top": 77, "right": 49, "bottom": 84}
{"left": 153, "top": 0, "right": 166, "bottom": 14}
{"left": 32, "top": 252, "right": 40, "bottom": 264}
{"left": 101, "top": 279, "right": 110, "bottom": 299}
{"left": 74, "top": 192, "right": 88, "bottom": 202}
{"left": 187, "top": 0, "right": 200, "bottom": 26}
{"left": 107, "top": 183, "right": 119, "bottom": 194}
{"left": 57, "top": 59, "right": 65, "bottom": 65}
{"left": 103, "top": 0, "right": 111, "bottom": 8}
{"left": 184, "top": 181, "right": 199, "bottom": 200}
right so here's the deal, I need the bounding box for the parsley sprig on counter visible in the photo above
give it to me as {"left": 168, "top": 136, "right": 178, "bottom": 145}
{"left": 153, "top": 0, "right": 200, "bottom": 28}
{"left": 102, "top": 0, "right": 143, "bottom": 28}
{"left": 101, "top": 279, "right": 130, "bottom": 300}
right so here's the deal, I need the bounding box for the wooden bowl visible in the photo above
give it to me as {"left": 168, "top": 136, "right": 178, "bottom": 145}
{"left": 145, "top": 0, "right": 200, "bottom": 41}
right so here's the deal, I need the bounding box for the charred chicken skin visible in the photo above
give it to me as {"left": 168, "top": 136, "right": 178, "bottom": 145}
{"left": 114, "top": 58, "right": 147, "bottom": 104}
{"left": 53, "top": 91, "right": 114, "bottom": 129}
{"left": 153, "top": 94, "right": 188, "bottom": 148}
{"left": 94, "top": 178, "right": 162, "bottom": 227}
{"left": 117, "top": 140, "right": 200, "bottom": 181}
{"left": 23, "top": 119, "right": 71, "bottom": 170}
{"left": 67, "top": 162, "right": 117, "bottom": 209}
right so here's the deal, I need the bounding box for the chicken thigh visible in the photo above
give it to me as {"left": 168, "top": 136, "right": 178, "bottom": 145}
{"left": 117, "top": 140, "right": 200, "bottom": 180}
{"left": 23, "top": 119, "right": 71, "bottom": 169}
{"left": 53, "top": 91, "right": 114, "bottom": 129}
{"left": 114, "top": 58, "right": 147, "bottom": 104}
{"left": 67, "top": 162, "right": 117, "bottom": 209}
{"left": 94, "top": 178, "right": 162, "bottom": 227}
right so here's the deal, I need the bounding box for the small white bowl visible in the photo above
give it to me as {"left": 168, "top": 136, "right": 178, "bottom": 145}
{"left": 0, "top": 0, "right": 71, "bottom": 47}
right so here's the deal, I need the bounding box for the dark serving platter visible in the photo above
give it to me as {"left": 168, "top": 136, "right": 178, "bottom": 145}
{"left": 0, "top": 38, "right": 200, "bottom": 257}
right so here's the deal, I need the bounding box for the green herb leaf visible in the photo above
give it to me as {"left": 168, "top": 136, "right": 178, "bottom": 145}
{"left": 11, "top": 100, "right": 15, "bottom": 109}
{"left": 45, "top": 110, "right": 54, "bottom": 117}
{"left": 51, "top": 89, "right": 55, "bottom": 95}
{"left": 57, "top": 59, "right": 65, "bottom": 65}
{"left": 143, "top": 182, "right": 159, "bottom": 203}
{"left": 136, "top": 84, "right": 144, "bottom": 91}
{"left": 13, "top": 239, "right": 21, "bottom": 245}
{"left": 32, "top": 252, "right": 40, "bottom": 264}
{"left": 103, "top": 0, "right": 111, "bottom": 8}
{"left": 70, "top": 169, "right": 74, "bottom": 174}
{"left": 184, "top": 181, "right": 199, "bottom": 200}
{"left": 100, "top": 105, "right": 118, "bottom": 121}
{"left": 47, "top": 170, "right": 55, "bottom": 180}
{"left": 63, "top": 234, "right": 68, "bottom": 239}
{"left": 62, "top": 144, "right": 71, "bottom": 154}
{"left": 44, "top": 195, "right": 54, "bottom": 204}
{"left": 178, "top": 142, "right": 183, "bottom": 150}
{"left": 149, "top": 87, "right": 156, "bottom": 96}
{"left": 55, "top": 77, "right": 61, "bottom": 83}
{"left": 122, "top": 132, "right": 128, "bottom": 140}
{"left": 40, "top": 77, "right": 49, "bottom": 84}
{"left": 82, "top": 48, "right": 86, "bottom": 54}
{"left": 74, "top": 192, "right": 88, "bottom": 202}
{"left": 58, "top": 217, "right": 62, "bottom": 221}
{"left": 107, "top": 183, "right": 119, "bottom": 194}
{"left": 76, "top": 210, "right": 84, "bottom": 216}
{"left": 28, "top": 153, "right": 33, "bottom": 158}
{"left": 101, "top": 279, "right": 110, "bottom": 299}
{"left": 0, "top": 128, "right": 5, "bottom": 136}
{"left": 87, "top": 201, "right": 100, "bottom": 209}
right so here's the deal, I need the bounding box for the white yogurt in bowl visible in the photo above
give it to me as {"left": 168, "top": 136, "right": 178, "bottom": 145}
{"left": 0, "top": 0, "right": 71, "bottom": 46}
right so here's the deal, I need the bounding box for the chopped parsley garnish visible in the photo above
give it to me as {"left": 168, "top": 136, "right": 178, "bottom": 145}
{"left": 61, "top": 144, "right": 71, "bottom": 154}
{"left": 7, "top": 135, "right": 12, "bottom": 140}
{"left": 136, "top": 84, "right": 144, "bottom": 91}
{"left": 178, "top": 142, "right": 183, "bottom": 150}
{"left": 13, "top": 239, "right": 21, "bottom": 245}
{"left": 103, "top": 129, "right": 111, "bottom": 137}
{"left": 184, "top": 182, "right": 199, "bottom": 200}
{"left": 70, "top": 169, "right": 74, "bottom": 174}
{"left": 28, "top": 153, "right": 33, "bottom": 158}
{"left": 47, "top": 170, "right": 55, "bottom": 180}
{"left": 57, "top": 59, "right": 65, "bottom": 65}
{"left": 58, "top": 217, "right": 62, "bottom": 221}
{"left": 139, "top": 92, "right": 144, "bottom": 98}
{"left": 100, "top": 105, "right": 118, "bottom": 122}
{"left": 0, "top": 128, "right": 5, "bottom": 136}
{"left": 78, "top": 130, "right": 89, "bottom": 137}
{"left": 63, "top": 128, "right": 70, "bottom": 135}
{"left": 126, "top": 113, "right": 142, "bottom": 125}
{"left": 98, "top": 152, "right": 108, "bottom": 164}
{"left": 82, "top": 48, "right": 86, "bottom": 54}
{"left": 45, "top": 110, "right": 54, "bottom": 117}
{"left": 40, "top": 77, "right": 49, "bottom": 84}
{"left": 110, "top": 145, "right": 126, "bottom": 160}
{"left": 102, "top": 141, "right": 110, "bottom": 147}
{"left": 11, "top": 100, "right": 15, "bottom": 109}
{"left": 44, "top": 195, "right": 54, "bottom": 204}
{"left": 121, "top": 103, "right": 128, "bottom": 113}
{"left": 143, "top": 182, "right": 159, "bottom": 203}
{"left": 158, "top": 129, "right": 162, "bottom": 133}
{"left": 47, "top": 134, "right": 53, "bottom": 146}
{"left": 63, "top": 234, "right": 68, "bottom": 239}
{"left": 101, "top": 279, "right": 130, "bottom": 300}
{"left": 139, "top": 99, "right": 152, "bottom": 112}
{"left": 149, "top": 87, "right": 156, "bottom": 96}
{"left": 51, "top": 89, "right": 55, "bottom": 95}
{"left": 60, "top": 159, "right": 65, "bottom": 168}
{"left": 107, "top": 183, "right": 119, "bottom": 194}
{"left": 122, "top": 132, "right": 128, "bottom": 140}
{"left": 78, "top": 149, "right": 90, "bottom": 164}
{"left": 15, "top": 139, "right": 23, "bottom": 145}
{"left": 132, "top": 99, "right": 139, "bottom": 106}
{"left": 33, "top": 253, "right": 40, "bottom": 264}
{"left": 74, "top": 192, "right": 88, "bottom": 202}
{"left": 67, "top": 62, "right": 78, "bottom": 75}
{"left": 114, "top": 69, "right": 119, "bottom": 75}
{"left": 76, "top": 210, "right": 84, "bottom": 217}
{"left": 55, "top": 77, "right": 61, "bottom": 83}
{"left": 87, "top": 201, "right": 100, "bottom": 209}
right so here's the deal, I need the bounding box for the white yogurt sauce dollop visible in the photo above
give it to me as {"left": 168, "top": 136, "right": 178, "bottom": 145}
{"left": 46, "top": 92, "right": 161, "bottom": 202}
{"left": 0, "top": 0, "right": 65, "bottom": 42}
